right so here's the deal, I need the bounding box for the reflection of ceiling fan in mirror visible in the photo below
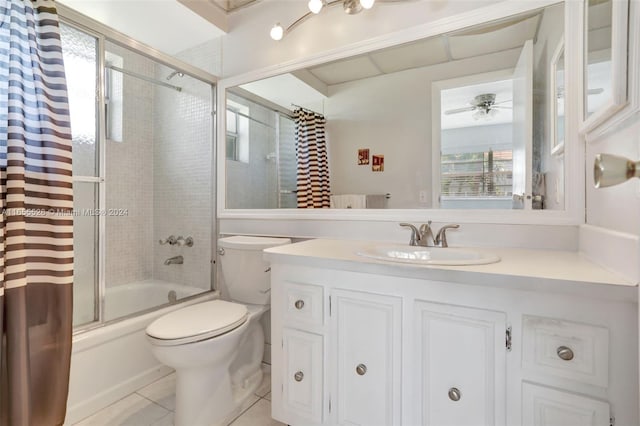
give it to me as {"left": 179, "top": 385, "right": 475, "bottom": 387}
{"left": 444, "top": 93, "right": 512, "bottom": 120}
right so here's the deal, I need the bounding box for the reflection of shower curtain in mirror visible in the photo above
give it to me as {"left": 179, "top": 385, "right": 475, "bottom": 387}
{"left": 294, "top": 108, "right": 331, "bottom": 208}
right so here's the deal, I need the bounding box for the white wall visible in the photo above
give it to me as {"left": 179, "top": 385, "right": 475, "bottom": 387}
{"left": 580, "top": 1, "right": 640, "bottom": 284}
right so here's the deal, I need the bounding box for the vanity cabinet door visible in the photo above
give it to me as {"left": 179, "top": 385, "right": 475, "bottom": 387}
{"left": 522, "top": 383, "right": 610, "bottom": 426}
{"left": 332, "top": 289, "right": 402, "bottom": 426}
{"left": 415, "top": 301, "right": 507, "bottom": 426}
{"left": 281, "top": 328, "right": 324, "bottom": 424}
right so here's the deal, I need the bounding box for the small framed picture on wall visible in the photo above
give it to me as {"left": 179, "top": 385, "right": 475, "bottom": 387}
{"left": 372, "top": 155, "right": 384, "bottom": 172}
{"left": 358, "top": 148, "right": 370, "bottom": 165}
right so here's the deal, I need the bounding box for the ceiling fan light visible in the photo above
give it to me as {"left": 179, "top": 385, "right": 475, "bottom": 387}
{"left": 308, "top": 0, "right": 324, "bottom": 14}
{"left": 360, "top": 0, "right": 375, "bottom": 9}
{"left": 270, "top": 23, "right": 284, "bottom": 41}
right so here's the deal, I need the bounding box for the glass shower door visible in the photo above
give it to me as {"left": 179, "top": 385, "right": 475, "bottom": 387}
{"left": 60, "top": 22, "right": 101, "bottom": 328}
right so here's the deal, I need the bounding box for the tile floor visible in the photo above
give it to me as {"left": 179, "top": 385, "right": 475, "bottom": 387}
{"left": 73, "top": 366, "right": 284, "bottom": 426}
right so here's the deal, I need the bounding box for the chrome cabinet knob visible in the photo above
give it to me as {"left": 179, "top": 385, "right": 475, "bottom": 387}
{"left": 557, "top": 346, "right": 574, "bottom": 361}
{"left": 294, "top": 300, "right": 305, "bottom": 310}
{"left": 356, "top": 364, "right": 367, "bottom": 376}
{"left": 294, "top": 371, "right": 304, "bottom": 382}
{"left": 448, "top": 387, "right": 461, "bottom": 402}
{"left": 218, "top": 248, "right": 225, "bottom": 256}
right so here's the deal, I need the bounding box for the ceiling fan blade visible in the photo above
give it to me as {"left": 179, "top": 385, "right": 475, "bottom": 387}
{"left": 444, "top": 106, "right": 475, "bottom": 115}
{"left": 493, "top": 99, "right": 513, "bottom": 105}
{"left": 587, "top": 88, "right": 604, "bottom": 95}
{"left": 492, "top": 105, "right": 512, "bottom": 109}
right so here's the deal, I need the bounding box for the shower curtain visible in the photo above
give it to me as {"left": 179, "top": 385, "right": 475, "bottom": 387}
{"left": 0, "top": 1, "right": 74, "bottom": 425}
{"left": 294, "top": 108, "right": 331, "bottom": 208}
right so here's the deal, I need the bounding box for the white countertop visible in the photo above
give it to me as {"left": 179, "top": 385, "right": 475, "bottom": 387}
{"left": 264, "top": 239, "right": 637, "bottom": 300}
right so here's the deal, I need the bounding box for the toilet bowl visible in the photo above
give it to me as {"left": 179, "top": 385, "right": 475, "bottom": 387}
{"left": 145, "top": 236, "right": 290, "bottom": 426}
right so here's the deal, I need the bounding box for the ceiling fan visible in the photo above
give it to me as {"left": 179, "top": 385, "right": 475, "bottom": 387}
{"left": 444, "top": 93, "right": 512, "bottom": 119}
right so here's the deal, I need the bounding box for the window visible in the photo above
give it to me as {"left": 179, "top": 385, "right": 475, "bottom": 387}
{"left": 226, "top": 108, "right": 240, "bottom": 161}
{"left": 105, "top": 53, "right": 124, "bottom": 143}
{"left": 226, "top": 100, "right": 250, "bottom": 163}
{"left": 441, "top": 149, "right": 513, "bottom": 197}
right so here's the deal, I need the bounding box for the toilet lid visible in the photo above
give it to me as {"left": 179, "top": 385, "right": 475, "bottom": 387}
{"left": 146, "top": 300, "right": 248, "bottom": 346}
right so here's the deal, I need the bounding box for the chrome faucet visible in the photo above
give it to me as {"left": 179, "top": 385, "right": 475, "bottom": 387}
{"left": 164, "top": 255, "right": 183, "bottom": 265}
{"left": 400, "top": 222, "right": 460, "bottom": 247}
{"left": 434, "top": 224, "right": 460, "bottom": 248}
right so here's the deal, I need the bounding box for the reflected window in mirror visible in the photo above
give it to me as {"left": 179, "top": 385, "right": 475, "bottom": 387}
{"left": 551, "top": 40, "right": 565, "bottom": 156}
{"left": 437, "top": 78, "right": 515, "bottom": 210}
{"left": 225, "top": 92, "right": 296, "bottom": 209}
{"left": 584, "top": 0, "right": 612, "bottom": 119}
{"left": 226, "top": 101, "right": 250, "bottom": 163}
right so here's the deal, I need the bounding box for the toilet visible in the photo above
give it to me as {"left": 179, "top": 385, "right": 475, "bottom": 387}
{"left": 146, "top": 236, "right": 291, "bottom": 426}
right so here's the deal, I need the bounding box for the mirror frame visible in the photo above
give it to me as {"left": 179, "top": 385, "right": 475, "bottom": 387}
{"left": 550, "top": 37, "right": 565, "bottom": 156}
{"left": 579, "top": 0, "right": 629, "bottom": 135}
{"left": 216, "top": 0, "right": 585, "bottom": 226}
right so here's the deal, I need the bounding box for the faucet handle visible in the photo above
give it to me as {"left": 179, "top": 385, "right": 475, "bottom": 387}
{"left": 435, "top": 224, "right": 460, "bottom": 248}
{"left": 399, "top": 223, "right": 420, "bottom": 246}
{"left": 159, "top": 235, "right": 177, "bottom": 245}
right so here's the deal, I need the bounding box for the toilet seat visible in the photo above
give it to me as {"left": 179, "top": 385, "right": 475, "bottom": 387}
{"left": 146, "top": 300, "right": 248, "bottom": 346}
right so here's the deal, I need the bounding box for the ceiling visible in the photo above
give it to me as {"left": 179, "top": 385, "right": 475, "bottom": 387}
{"left": 211, "top": 0, "right": 258, "bottom": 12}
{"left": 58, "top": 0, "right": 226, "bottom": 55}
{"left": 305, "top": 11, "right": 541, "bottom": 86}
{"left": 238, "top": 8, "right": 541, "bottom": 128}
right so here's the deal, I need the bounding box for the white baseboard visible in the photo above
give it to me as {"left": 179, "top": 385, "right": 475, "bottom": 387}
{"left": 580, "top": 224, "right": 640, "bottom": 284}
{"left": 65, "top": 365, "right": 172, "bottom": 425}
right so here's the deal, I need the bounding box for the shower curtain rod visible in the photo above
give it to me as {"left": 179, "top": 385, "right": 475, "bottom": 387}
{"left": 291, "top": 103, "right": 323, "bottom": 116}
{"left": 105, "top": 64, "right": 183, "bottom": 92}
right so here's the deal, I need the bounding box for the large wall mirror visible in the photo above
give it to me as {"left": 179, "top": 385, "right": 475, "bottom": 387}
{"left": 224, "top": 2, "right": 568, "bottom": 211}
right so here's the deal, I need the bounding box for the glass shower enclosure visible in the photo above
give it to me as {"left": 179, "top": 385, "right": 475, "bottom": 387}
{"left": 59, "top": 17, "right": 217, "bottom": 329}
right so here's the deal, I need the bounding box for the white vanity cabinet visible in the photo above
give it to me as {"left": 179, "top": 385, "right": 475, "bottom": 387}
{"left": 268, "top": 241, "right": 638, "bottom": 426}
{"left": 415, "top": 301, "right": 506, "bottom": 426}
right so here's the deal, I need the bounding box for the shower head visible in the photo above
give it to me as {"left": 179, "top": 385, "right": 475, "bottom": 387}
{"left": 166, "top": 70, "right": 184, "bottom": 81}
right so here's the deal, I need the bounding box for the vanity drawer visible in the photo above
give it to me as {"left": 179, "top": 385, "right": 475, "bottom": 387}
{"left": 283, "top": 281, "right": 324, "bottom": 327}
{"left": 522, "top": 315, "right": 609, "bottom": 387}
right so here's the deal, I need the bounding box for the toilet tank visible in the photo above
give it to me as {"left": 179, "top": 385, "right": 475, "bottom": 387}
{"left": 218, "top": 236, "right": 291, "bottom": 305}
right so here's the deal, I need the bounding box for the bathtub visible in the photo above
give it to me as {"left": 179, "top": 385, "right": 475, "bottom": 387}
{"left": 66, "top": 281, "right": 218, "bottom": 424}
{"left": 104, "top": 280, "right": 206, "bottom": 321}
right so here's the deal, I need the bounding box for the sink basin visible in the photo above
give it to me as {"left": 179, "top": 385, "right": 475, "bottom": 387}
{"left": 356, "top": 244, "right": 500, "bottom": 266}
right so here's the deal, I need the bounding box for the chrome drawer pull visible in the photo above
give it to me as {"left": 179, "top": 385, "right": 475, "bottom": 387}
{"left": 294, "top": 300, "right": 305, "bottom": 310}
{"left": 294, "top": 371, "right": 304, "bottom": 382}
{"left": 557, "top": 346, "right": 574, "bottom": 361}
{"left": 356, "top": 364, "right": 367, "bottom": 375}
{"left": 448, "top": 387, "right": 461, "bottom": 402}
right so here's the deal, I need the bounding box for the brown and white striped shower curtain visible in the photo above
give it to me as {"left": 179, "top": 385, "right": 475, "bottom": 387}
{"left": 294, "top": 108, "right": 331, "bottom": 208}
{"left": 0, "top": 1, "right": 74, "bottom": 425}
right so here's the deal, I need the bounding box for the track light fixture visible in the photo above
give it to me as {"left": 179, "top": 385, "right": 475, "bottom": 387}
{"left": 270, "top": 0, "right": 377, "bottom": 40}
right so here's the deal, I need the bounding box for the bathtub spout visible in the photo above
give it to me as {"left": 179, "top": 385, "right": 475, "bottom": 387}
{"left": 164, "top": 255, "right": 184, "bottom": 265}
